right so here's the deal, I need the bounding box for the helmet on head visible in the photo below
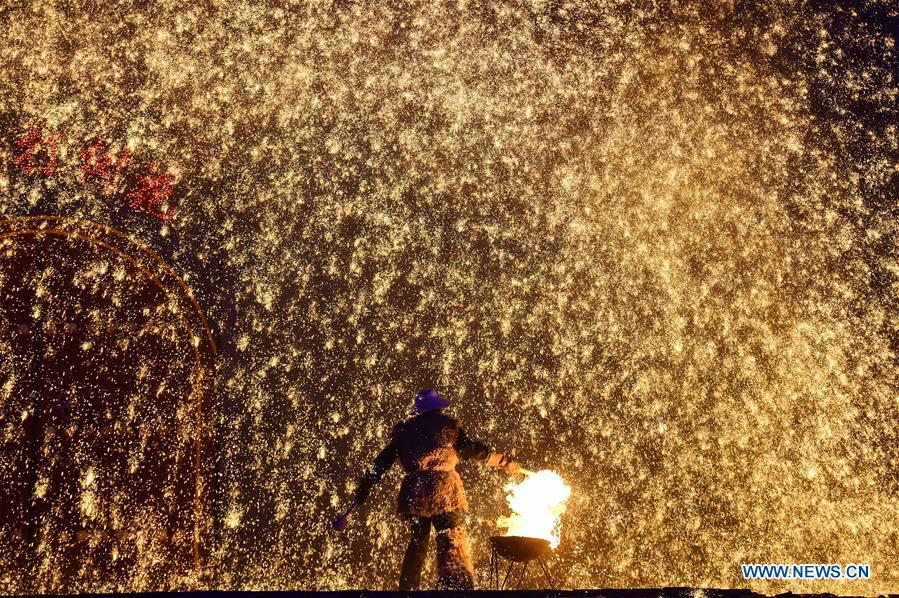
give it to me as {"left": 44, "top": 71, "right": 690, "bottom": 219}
{"left": 414, "top": 388, "right": 451, "bottom": 413}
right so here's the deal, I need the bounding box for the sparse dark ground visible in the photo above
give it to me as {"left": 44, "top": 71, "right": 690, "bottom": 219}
{"left": 15, "top": 590, "right": 883, "bottom": 598}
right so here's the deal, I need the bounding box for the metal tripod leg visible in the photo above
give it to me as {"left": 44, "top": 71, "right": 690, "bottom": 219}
{"left": 514, "top": 561, "right": 528, "bottom": 589}
{"left": 489, "top": 545, "right": 497, "bottom": 589}
{"left": 500, "top": 559, "right": 515, "bottom": 590}
{"left": 537, "top": 555, "right": 556, "bottom": 590}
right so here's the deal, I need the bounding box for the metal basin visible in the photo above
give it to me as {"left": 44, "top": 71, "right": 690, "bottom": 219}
{"left": 490, "top": 535, "right": 550, "bottom": 562}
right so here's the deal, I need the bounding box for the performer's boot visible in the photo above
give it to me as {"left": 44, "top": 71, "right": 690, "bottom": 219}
{"left": 435, "top": 526, "right": 475, "bottom": 590}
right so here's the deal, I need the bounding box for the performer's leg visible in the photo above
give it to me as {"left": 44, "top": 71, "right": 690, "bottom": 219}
{"left": 434, "top": 510, "right": 474, "bottom": 590}
{"left": 398, "top": 515, "right": 431, "bottom": 590}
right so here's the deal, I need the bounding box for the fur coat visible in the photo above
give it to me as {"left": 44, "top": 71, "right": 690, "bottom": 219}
{"left": 354, "top": 409, "right": 492, "bottom": 517}
{"left": 393, "top": 410, "right": 469, "bottom": 516}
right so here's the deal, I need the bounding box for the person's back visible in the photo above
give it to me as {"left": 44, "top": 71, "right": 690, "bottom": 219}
{"left": 338, "top": 388, "right": 520, "bottom": 590}
{"left": 393, "top": 410, "right": 468, "bottom": 516}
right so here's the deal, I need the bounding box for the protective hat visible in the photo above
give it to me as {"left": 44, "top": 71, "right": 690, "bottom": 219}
{"left": 415, "top": 388, "right": 451, "bottom": 413}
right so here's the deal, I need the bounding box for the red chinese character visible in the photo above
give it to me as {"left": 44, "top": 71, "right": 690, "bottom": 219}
{"left": 124, "top": 163, "right": 178, "bottom": 221}
{"left": 13, "top": 123, "right": 62, "bottom": 176}
{"left": 79, "top": 138, "right": 131, "bottom": 195}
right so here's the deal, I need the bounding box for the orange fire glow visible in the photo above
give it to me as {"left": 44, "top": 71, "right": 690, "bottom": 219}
{"left": 497, "top": 470, "right": 571, "bottom": 549}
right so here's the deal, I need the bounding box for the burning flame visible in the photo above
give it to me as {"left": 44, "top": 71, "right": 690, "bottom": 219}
{"left": 497, "top": 469, "right": 571, "bottom": 549}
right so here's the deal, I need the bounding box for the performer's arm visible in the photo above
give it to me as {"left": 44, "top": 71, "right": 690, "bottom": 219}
{"left": 456, "top": 427, "right": 520, "bottom": 473}
{"left": 353, "top": 437, "right": 398, "bottom": 504}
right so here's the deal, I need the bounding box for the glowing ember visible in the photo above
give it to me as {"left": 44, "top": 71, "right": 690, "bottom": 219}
{"left": 497, "top": 470, "right": 571, "bottom": 549}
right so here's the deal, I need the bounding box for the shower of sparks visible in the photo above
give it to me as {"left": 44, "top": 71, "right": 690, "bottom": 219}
{"left": 497, "top": 469, "right": 570, "bottom": 548}
{"left": 0, "top": 0, "right": 897, "bottom": 595}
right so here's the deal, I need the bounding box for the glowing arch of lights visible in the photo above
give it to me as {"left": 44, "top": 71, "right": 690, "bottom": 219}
{"left": 0, "top": 215, "right": 218, "bottom": 573}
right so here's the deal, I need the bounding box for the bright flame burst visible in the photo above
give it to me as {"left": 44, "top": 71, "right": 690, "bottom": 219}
{"left": 497, "top": 470, "right": 571, "bottom": 549}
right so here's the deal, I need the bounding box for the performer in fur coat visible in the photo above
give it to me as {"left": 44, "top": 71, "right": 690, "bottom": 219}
{"left": 337, "top": 388, "right": 520, "bottom": 590}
